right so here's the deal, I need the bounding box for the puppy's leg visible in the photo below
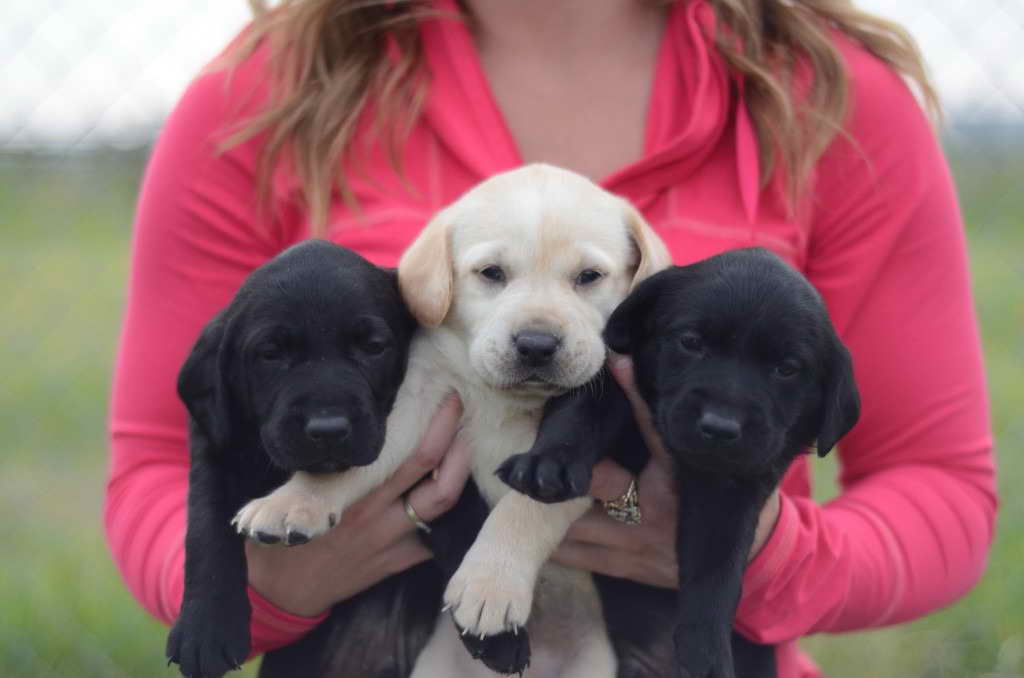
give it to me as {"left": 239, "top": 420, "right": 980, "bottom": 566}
{"left": 234, "top": 367, "right": 451, "bottom": 544}
{"left": 424, "top": 480, "right": 532, "bottom": 675}
{"left": 167, "top": 426, "right": 252, "bottom": 678}
{"left": 730, "top": 631, "right": 777, "bottom": 678}
{"left": 444, "top": 492, "right": 592, "bottom": 639}
{"left": 594, "top": 576, "right": 677, "bottom": 678}
{"left": 498, "top": 371, "right": 642, "bottom": 502}
{"left": 561, "top": 630, "right": 618, "bottom": 678}
{"left": 671, "top": 470, "right": 778, "bottom": 678}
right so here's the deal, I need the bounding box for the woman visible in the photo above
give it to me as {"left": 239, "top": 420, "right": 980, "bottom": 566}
{"left": 105, "top": 1, "right": 996, "bottom": 676}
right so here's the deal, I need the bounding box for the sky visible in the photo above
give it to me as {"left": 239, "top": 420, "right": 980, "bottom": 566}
{"left": 2, "top": 0, "right": 1022, "bottom": 149}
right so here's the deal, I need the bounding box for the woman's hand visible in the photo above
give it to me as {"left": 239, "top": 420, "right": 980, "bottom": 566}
{"left": 551, "top": 355, "right": 781, "bottom": 588}
{"left": 245, "top": 395, "right": 472, "bottom": 617}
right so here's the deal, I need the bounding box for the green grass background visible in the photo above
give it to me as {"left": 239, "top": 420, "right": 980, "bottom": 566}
{"left": 1, "top": 142, "right": 1020, "bottom": 677}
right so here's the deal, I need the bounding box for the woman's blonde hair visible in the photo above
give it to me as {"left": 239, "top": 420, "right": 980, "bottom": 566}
{"left": 223, "top": 0, "right": 938, "bottom": 231}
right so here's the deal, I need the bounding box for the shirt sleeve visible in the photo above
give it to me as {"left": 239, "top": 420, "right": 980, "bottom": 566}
{"left": 734, "top": 39, "right": 997, "bottom": 641}
{"left": 103, "top": 47, "right": 325, "bottom": 655}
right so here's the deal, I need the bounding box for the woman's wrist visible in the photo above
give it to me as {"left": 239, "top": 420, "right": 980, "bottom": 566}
{"left": 245, "top": 539, "right": 338, "bottom": 617}
{"left": 748, "top": 489, "right": 782, "bottom": 562}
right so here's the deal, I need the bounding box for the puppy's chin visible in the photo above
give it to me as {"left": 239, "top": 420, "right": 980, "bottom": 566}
{"left": 470, "top": 348, "right": 606, "bottom": 398}
{"left": 478, "top": 366, "right": 601, "bottom": 400}
{"left": 496, "top": 377, "right": 570, "bottom": 398}
{"left": 301, "top": 459, "right": 354, "bottom": 475}
{"left": 659, "top": 421, "right": 786, "bottom": 477}
{"left": 260, "top": 431, "right": 383, "bottom": 474}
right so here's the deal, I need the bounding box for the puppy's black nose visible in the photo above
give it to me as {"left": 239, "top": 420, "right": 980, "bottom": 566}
{"left": 514, "top": 331, "right": 561, "bottom": 366}
{"left": 305, "top": 415, "right": 352, "bottom": 442}
{"left": 698, "top": 411, "right": 742, "bottom": 443}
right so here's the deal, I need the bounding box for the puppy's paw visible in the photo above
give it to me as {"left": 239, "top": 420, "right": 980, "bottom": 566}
{"left": 496, "top": 452, "right": 592, "bottom": 503}
{"left": 443, "top": 554, "right": 534, "bottom": 639}
{"left": 166, "top": 603, "right": 249, "bottom": 678}
{"left": 231, "top": 488, "right": 337, "bottom": 546}
{"left": 460, "top": 627, "right": 531, "bottom": 676}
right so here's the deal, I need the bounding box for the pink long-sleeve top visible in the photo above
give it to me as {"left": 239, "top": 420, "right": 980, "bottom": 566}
{"left": 105, "top": 1, "right": 996, "bottom": 675}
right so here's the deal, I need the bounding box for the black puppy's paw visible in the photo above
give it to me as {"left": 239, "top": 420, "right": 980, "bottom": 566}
{"left": 166, "top": 604, "right": 250, "bottom": 678}
{"left": 459, "top": 625, "right": 531, "bottom": 676}
{"left": 495, "top": 452, "right": 591, "bottom": 503}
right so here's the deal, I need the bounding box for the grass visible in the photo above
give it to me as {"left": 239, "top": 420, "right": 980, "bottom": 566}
{"left": 1, "top": 143, "right": 1021, "bottom": 678}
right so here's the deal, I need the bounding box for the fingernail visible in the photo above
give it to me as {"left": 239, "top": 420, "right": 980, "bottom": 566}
{"left": 608, "top": 353, "right": 632, "bottom": 372}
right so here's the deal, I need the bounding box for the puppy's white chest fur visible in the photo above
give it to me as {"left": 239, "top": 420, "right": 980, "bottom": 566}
{"left": 460, "top": 391, "right": 542, "bottom": 505}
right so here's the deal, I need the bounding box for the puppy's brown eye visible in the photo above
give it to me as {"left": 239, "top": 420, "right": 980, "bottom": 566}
{"left": 479, "top": 266, "right": 506, "bottom": 283}
{"left": 774, "top": 361, "right": 801, "bottom": 378}
{"left": 257, "top": 342, "right": 285, "bottom": 362}
{"left": 359, "top": 335, "right": 390, "bottom": 356}
{"left": 575, "top": 269, "right": 603, "bottom": 286}
{"left": 352, "top": 317, "right": 394, "bottom": 356}
{"left": 680, "top": 332, "right": 704, "bottom": 353}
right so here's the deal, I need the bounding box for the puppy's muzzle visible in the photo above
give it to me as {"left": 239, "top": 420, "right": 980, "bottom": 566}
{"left": 513, "top": 330, "right": 562, "bottom": 368}
{"left": 664, "top": 390, "right": 781, "bottom": 474}
{"left": 263, "top": 397, "right": 379, "bottom": 472}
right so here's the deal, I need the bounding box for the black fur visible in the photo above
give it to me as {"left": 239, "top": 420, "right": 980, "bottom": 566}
{"left": 166, "top": 240, "right": 417, "bottom": 678}
{"left": 499, "top": 247, "right": 860, "bottom": 678}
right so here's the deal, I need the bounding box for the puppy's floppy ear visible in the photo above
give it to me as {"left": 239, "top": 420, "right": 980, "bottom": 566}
{"left": 603, "top": 271, "right": 667, "bottom": 355}
{"left": 398, "top": 209, "right": 453, "bottom": 327}
{"left": 380, "top": 268, "right": 419, "bottom": 337}
{"left": 815, "top": 334, "right": 861, "bottom": 457}
{"left": 623, "top": 202, "right": 672, "bottom": 290}
{"left": 177, "top": 311, "right": 237, "bottom": 451}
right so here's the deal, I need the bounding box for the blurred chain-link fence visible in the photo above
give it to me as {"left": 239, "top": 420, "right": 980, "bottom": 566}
{"left": 2, "top": 0, "right": 1023, "bottom": 150}
{"left": 2, "top": 1, "right": 249, "bottom": 150}
{"left": 1, "top": 2, "right": 1022, "bottom": 678}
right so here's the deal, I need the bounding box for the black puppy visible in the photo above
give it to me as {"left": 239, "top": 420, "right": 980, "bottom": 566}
{"left": 499, "top": 247, "right": 860, "bottom": 678}
{"left": 165, "top": 240, "right": 417, "bottom": 678}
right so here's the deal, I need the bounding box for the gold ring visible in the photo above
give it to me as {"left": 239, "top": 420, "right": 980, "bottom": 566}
{"left": 601, "top": 478, "right": 642, "bottom": 525}
{"left": 403, "top": 497, "right": 432, "bottom": 534}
